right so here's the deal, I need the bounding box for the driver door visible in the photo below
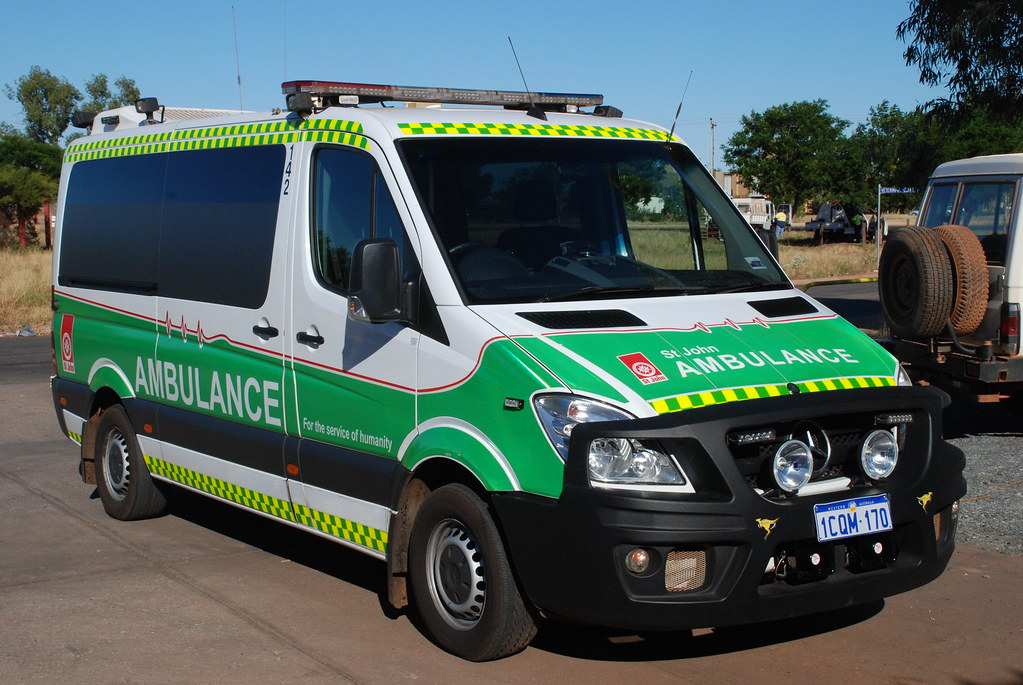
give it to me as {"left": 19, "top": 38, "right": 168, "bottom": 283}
{"left": 287, "top": 143, "right": 418, "bottom": 554}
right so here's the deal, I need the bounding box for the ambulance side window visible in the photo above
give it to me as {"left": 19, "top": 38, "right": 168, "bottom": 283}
{"left": 59, "top": 154, "right": 165, "bottom": 291}
{"left": 312, "top": 147, "right": 411, "bottom": 292}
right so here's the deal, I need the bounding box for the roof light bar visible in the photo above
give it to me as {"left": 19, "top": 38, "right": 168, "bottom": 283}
{"left": 282, "top": 80, "right": 603, "bottom": 109}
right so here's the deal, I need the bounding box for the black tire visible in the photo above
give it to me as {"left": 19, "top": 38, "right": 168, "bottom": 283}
{"left": 879, "top": 226, "right": 954, "bottom": 338}
{"left": 94, "top": 405, "right": 167, "bottom": 521}
{"left": 934, "top": 224, "right": 989, "bottom": 335}
{"left": 409, "top": 484, "right": 536, "bottom": 661}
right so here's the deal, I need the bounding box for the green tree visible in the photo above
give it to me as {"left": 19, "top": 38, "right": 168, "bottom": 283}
{"left": 0, "top": 132, "right": 63, "bottom": 180}
{"left": 898, "top": 0, "right": 1023, "bottom": 120}
{"left": 722, "top": 100, "right": 849, "bottom": 216}
{"left": 0, "top": 164, "right": 54, "bottom": 248}
{"left": 845, "top": 102, "right": 929, "bottom": 212}
{"left": 3, "top": 66, "right": 81, "bottom": 145}
{"left": 0, "top": 132, "right": 62, "bottom": 249}
{"left": 81, "top": 74, "right": 140, "bottom": 112}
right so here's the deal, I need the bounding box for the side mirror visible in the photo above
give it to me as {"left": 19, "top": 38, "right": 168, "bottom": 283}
{"left": 348, "top": 238, "right": 402, "bottom": 323}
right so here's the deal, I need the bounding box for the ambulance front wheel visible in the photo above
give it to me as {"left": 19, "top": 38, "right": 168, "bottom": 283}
{"left": 94, "top": 404, "right": 167, "bottom": 521}
{"left": 409, "top": 483, "right": 536, "bottom": 661}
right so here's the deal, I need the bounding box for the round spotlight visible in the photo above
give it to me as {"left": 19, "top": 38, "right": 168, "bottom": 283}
{"left": 625, "top": 548, "right": 651, "bottom": 574}
{"left": 861, "top": 429, "right": 899, "bottom": 480}
{"left": 773, "top": 440, "right": 813, "bottom": 492}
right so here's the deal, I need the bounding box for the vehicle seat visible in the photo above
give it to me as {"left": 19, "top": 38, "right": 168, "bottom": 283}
{"left": 497, "top": 179, "right": 580, "bottom": 269}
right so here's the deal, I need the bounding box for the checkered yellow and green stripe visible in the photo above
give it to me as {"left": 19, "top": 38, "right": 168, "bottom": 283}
{"left": 398, "top": 122, "right": 675, "bottom": 140}
{"left": 65, "top": 119, "right": 367, "bottom": 163}
{"left": 144, "top": 455, "right": 297, "bottom": 521}
{"left": 293, "top": 504, "right": 388, "bottom": 553}
{"left": 67, "top": 430, "right": 83, "bottom": 444}
{"left": 649, "top": 376, "right": 896, "bottom": 415}
{"left": 142, "top": 455, "right": 388, "bottom": 553}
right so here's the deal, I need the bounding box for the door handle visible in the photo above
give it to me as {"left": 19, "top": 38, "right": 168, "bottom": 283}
{"left": 296, "top": 331, "right": 325, "bottom": 346}
{"left": 252, "top": 323, "right": 279, "bottom": 339}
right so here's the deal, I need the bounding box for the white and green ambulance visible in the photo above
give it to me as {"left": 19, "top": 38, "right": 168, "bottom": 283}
{"left": 52, "top": 81, "right": 965, "bottom": 660}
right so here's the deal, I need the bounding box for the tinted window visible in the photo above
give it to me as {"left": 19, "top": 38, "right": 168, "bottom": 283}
{"left": 160, "top": 146, "right": 285, "bottom": 307}
{"left": 400, "top": 138, "right": 786, "bottom": 304}
{"left": 312, "top": 147, "right": 411, "bottom": 292}
{"left": 59, "top": 145, "right": 285, "bottom": 307}
{"left": 60, "top": 154, "right": 165, "bottom": 291}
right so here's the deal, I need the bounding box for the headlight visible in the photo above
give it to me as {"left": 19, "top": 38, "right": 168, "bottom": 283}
{"left": 534, "top": 394, "right": 687, "bottom": 487}
{"left": 896, "top": 364, "right": 913, "bottom": 387}
{"left": 534, "top": 395, "right": 632, "bottom": 460}
{"left": 861, "top": 429, "right": 899, "bottom": 480}
{"left": 772, "top": 439, "right": 812, "bottom": 492}
{"left": 587, "top": 437, "right": 685, "bottom": 485}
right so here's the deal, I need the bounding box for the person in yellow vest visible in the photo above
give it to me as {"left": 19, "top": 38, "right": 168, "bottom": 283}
{"left": 774, "top": 209, "right": 788, "bottom": 239}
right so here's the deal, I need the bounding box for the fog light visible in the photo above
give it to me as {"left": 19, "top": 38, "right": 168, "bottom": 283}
{"left": 861, "top": 429, "right": 899, "bottom": 480}
{"left": 625, "top": 548, "right": 651, "bottom": 574}
{"left": 773, "top": 440, "right": 813, "bottom": 492}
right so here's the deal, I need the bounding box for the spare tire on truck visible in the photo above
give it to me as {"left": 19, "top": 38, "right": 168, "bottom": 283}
{"left": 933, "top": 224, "right": 989, "bottom": 335}
{"left": 879, "top": 226, "right": 954, "bottom": 338}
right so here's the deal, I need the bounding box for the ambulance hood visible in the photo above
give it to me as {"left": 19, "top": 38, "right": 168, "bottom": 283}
{"left": 473, "top": 292, "right": 899, "bottom": 417}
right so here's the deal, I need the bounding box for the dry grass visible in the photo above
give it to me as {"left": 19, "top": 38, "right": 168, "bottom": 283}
{"left": 778, "top": 236, "right": 879, "bottom": 281}
{"left": 0, "top": 249, "right": 52, "bottom": 336}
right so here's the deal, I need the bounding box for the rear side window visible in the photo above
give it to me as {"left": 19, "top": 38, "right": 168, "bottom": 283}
{"left": 60, "top": 155, "right": 165, "bottom": 292}
{"left": 59, "top": 145, "right": 285, "bottom": 307}
{"left": 955, "top": 182, "right": 1015, "bottom": 264}
{"left": 160, "top": 146, "right": 285, "bottom": 307}
{"left": 921, "top": 183, "right": 957, "bottom": 229}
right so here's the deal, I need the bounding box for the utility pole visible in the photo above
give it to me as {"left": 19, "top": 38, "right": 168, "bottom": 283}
{"left": 709, "top": 118, "right": 716, "bottom": 175}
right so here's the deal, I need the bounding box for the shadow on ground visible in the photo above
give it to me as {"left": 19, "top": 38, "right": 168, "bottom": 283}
{"left": 529, "top": 600, "right": 883, "bottom": 661}
{"left": 151, "top": 486, "right": 889, "bottom": 661}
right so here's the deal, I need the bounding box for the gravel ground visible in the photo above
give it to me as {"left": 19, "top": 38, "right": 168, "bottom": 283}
{"left": 942, "top": 391, "right": 1023, "bottom": 556}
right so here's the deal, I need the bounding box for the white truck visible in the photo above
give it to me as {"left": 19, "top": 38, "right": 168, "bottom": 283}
{"left": 731, "top": 195, "right": 774, "bottom": 232}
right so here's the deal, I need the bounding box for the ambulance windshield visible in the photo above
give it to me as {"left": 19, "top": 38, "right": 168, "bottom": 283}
{"left": 399, "top": 137, "right": 788, "bottom": 304}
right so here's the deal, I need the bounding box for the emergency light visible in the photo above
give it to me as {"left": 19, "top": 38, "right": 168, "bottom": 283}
{"left": 282, "top": 80, "right": 605, "bottom": 112}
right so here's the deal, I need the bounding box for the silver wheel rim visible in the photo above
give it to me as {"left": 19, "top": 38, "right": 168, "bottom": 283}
{"left": 425, "top": 518, "right": 485, "bottom": 631}
{"left": 102, "top": 427, "right": 131, "bottom": 502}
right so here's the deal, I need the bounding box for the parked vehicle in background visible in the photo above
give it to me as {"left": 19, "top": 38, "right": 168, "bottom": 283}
{"left": 807, "top": 202, "right": 872, "bottom": 242}
{"left": 731, "top": 194, "right": 774, "bottom": 232}
{"left": 878, "top": 153, "right": 1022, "bottom": 406}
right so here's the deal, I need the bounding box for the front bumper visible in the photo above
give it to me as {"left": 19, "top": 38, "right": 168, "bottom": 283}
{"left": 493, "top": 386, "right": 965, "bottom": 630}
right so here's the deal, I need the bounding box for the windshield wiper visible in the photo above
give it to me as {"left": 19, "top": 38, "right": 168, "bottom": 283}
{"left": 709, "top": 281, "right": 791, "bottom": 294}
{"left": 539, "top": 284, "right": 696, "bottom": 303}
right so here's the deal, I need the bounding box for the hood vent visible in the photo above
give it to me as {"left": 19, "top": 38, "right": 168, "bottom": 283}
{"left": 748, "top": 296, "right": 819, "bottom": 318}
{"left": 517, "top": 309, "right": 647, "bottom": 329}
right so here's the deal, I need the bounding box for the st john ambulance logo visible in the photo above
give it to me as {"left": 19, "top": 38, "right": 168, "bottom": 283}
{"left": 618, "top": 352, "right": 667, "bottom": 385}
{"left": 60, "top": 314, "right": 75, "bottom": 374}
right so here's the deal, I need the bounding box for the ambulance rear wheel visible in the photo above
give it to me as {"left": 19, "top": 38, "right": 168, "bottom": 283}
{"left": 409, "top": 484, "right": 536, "bottom": 661}
{"left": 94, "top": 404, "right": 166, "bottom": 521}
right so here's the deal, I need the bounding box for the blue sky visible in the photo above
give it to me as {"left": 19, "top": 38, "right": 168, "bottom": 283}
{"left": 2, "top": 0, "right": 945, "bottom": 169}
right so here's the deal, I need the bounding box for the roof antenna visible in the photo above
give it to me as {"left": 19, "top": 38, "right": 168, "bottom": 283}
{"left": 507, "top": 37, "right": 547, "bottom": 121}
{"left": 232, "top": 6, "right": 244, "bottom": 110}
{"left": 667, "top": 70, "right": 694, "bottom": 142}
